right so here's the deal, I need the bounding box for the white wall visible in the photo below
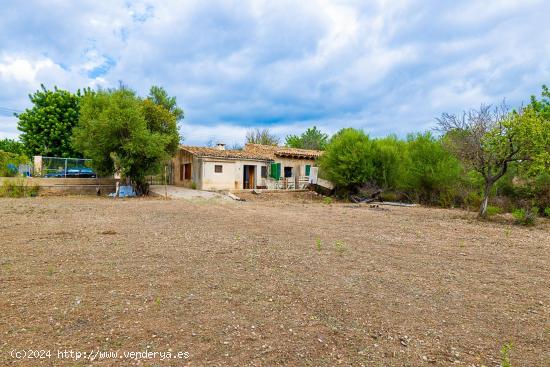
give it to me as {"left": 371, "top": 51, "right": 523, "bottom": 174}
{"left": 201, "top": 161, "right": 236, "bottom": 190}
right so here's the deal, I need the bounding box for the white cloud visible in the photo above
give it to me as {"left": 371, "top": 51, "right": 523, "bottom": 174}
{"left": 0, "top": 116, "right": 19, "bottom": 139}
{"left": 0, "top": 0, "right": 548, "bottom": 143}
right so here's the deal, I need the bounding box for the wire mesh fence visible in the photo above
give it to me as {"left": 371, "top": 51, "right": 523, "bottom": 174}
{"left": 38, "top": 157, "right": 97, "bottom": 178}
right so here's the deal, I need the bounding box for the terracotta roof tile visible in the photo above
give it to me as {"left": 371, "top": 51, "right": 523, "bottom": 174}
{"left": 245, "top": 144, "right": 322, "bottom": 159}
{"left": 180, "top": 145, "right": 272, "bottom": 160}
{"left": 180, "top": 144, "right": 323, "bottom": 161}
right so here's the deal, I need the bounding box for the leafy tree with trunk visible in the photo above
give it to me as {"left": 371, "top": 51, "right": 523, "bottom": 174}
{"left": 0, "top": 138, "right": 25, "bottom": 155}
{"left": 245, "top": 128, "right": 279, "bottom": 145}
{"left": 17, "top": 85, "right": 82, "bottom": 157}
{"left": 437, "top": 102, "right": 542, "bottom": 218}
{"left": 285, "top": 126, "right": 329, "bottom": 150}
{"left": 318, "top": 128, "right": 376, "bottom": 191}
{"left": 72, "top": 87, "right": 181, "bottom": 195}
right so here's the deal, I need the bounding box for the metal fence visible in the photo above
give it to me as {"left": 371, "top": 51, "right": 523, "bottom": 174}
{"left": 38, "top": 157, "right": 96, "bottom": 178}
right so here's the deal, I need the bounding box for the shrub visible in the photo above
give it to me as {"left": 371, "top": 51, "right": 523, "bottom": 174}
{"left": 335, "top": 240, "right": 346, "bottom": 254}
{"left": 323, "top": 196, "right": 333, "bottom": 205}
{"left": 512, "top": 207, "right": 537, "bottom": 226}
{"left": 318, "top": 128, "right": 376, "bottom": 192}
{"left": 379, "top": 191, "right": 398, "bottom": 202}
{"left": 401, "top": 133, "right": 462, "bottom": 205}
{"left": 500, "top": 342, "right": 512, "bottom": 367}
{"left": 370, "top": 136, "right": 406, "bottom": 189}
{"left": 0, "top": 179, "right": 39, "bottom": 198}
{"left": 486, "top": 206, "right": 502, "bottom": 216}
{"left": 544, "top": 207, "right": 550, "bottom": 217}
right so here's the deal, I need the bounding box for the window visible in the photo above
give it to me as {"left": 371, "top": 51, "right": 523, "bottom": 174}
{"left": 305, "top": 164, "right": 311, "bottom": 176}
{"left": 261, "top": 166, "right": 267, "bottom": 178}
{"left": 184, "top": 163, "right": 191, "bottom": 180}
{"left": 179, "top": 164, "right": 184, "bottom": 181}
{"left": 284, "top": 166, "right": 293, "bottom": 178}
{"left": 214, "top": 164, "right": 223, "bottom": 173}
{"left": 270, "top": 163, "right": 281, "bottom": 180}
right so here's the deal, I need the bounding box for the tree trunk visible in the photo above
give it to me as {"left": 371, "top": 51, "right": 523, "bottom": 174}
{"left": 479, "top": 182, "right": 492, "bottom": 218}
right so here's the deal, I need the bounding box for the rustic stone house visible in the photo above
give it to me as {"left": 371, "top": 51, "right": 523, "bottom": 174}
{"left": 170, "top": 143, "right": 322, "bottom": 191}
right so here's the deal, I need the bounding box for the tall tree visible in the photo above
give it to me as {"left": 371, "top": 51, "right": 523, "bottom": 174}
{"left": 285, "top": 126, "right": 328, "bottom": 150}
{"left": 437, "top": 102, "right": 540, "bottom": 218}
{"left": 17, "top": 85, "right": 82, "bottom": 157}
{"left": 245, "top": 128, "right": 279, "bottom": 146}
{"left": 72, "top": 87, "right": 181, "bottom": 194}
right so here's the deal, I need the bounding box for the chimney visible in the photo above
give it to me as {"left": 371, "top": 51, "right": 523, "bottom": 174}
{"left": 215, "top": 143, "right": 226, "bottom": 150}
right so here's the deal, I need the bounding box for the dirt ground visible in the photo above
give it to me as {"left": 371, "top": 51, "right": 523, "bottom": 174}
{"left": 1, "top": 194, "right": 549, "bottom": 366}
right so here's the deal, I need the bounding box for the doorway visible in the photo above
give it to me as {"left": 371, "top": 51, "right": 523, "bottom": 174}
{"left": 243, "top": 165, "right": 256, "bottom": 189}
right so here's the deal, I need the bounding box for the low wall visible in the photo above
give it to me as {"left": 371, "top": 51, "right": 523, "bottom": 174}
{"left": 0, "top": 177, "right": 116, "bottom": 196}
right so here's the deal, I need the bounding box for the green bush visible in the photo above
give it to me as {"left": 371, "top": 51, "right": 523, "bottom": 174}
{"left": 500, "top": 342, "right": 512, "bottom": 367}
{"left": 400, "top": 132, "right": 462, "bottom": 205}
{"left": 317, "top": 126, "right": 546, "bottom": 212}
{"left": 486, "top": 206, "right": 502, "bottom": 216}
{"left": 318, "top": 128, "right": 376, "bottom": 191}
{"left": 370, "top": 135, "right": 407, "bottom": 189}
{"left": 544, "top": 207, "right": 550, "bottom": 217}
{"left": 512, "top": 207, "right": 537, "bottom": 226}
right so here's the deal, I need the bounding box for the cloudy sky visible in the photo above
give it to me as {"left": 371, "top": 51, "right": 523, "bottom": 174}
{"left": 0, "top": 0, "right": 549, "bottom": 145}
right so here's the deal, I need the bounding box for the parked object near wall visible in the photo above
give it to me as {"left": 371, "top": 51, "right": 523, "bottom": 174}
{"left": 34, "top": 156, "right": 97, "bottom": 178}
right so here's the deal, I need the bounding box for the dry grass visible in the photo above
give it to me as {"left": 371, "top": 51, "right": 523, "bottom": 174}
{"left": 0, "top": 195, "right": 549, "bottom": 366}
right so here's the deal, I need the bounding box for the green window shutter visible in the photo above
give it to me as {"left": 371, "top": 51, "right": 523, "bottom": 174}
{"left": 305, "top": 164, "right": 311, "bottom": 176}
{"left": 270, "top": 163, "right": 281, "bottom": 180}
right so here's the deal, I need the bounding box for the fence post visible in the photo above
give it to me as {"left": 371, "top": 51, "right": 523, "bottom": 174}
{"left": 164, "top": 165, "right": 168, "bottom": 198}
{"left": 64, "top": 158, "right": 67, "bottom": 178}
{"left": 33, "top": 156, "right": 43, "bottom": 177}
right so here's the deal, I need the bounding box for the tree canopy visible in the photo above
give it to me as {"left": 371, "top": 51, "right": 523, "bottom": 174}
{"left": 318, "top": 128, "right": 376, "bottom": 189}
{"left": 0, "top": 138, "right": 25, "bottom": 155}
{"left": 285, "top": 126, "right": 328, "bottom": 150}
{"left": 148, "top": 85, "right": 184, "bottom": 121}
{"left": 17, "top": 85, "right": 82, "bottom": 157}
{"left": 72, "top": 87, "right": 181, "bottom": 194}
{"left": 437, "top": 102, "right": 543, "bottom": 217}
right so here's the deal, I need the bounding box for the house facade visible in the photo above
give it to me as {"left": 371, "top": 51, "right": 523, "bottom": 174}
{"left": 170, "top": 143, "right": 322, "bottom": 191}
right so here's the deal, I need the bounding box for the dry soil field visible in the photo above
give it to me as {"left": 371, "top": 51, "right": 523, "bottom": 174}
{"left": 1, "top": 194, "right": 549, "bottom": 366}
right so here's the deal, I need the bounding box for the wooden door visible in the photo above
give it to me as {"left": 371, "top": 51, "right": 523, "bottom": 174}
{"left": 243, "top": 165, "right": 256, "bottom": 189}
{"left": 249, "top": 166, "right": 255, "bottom": 188}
